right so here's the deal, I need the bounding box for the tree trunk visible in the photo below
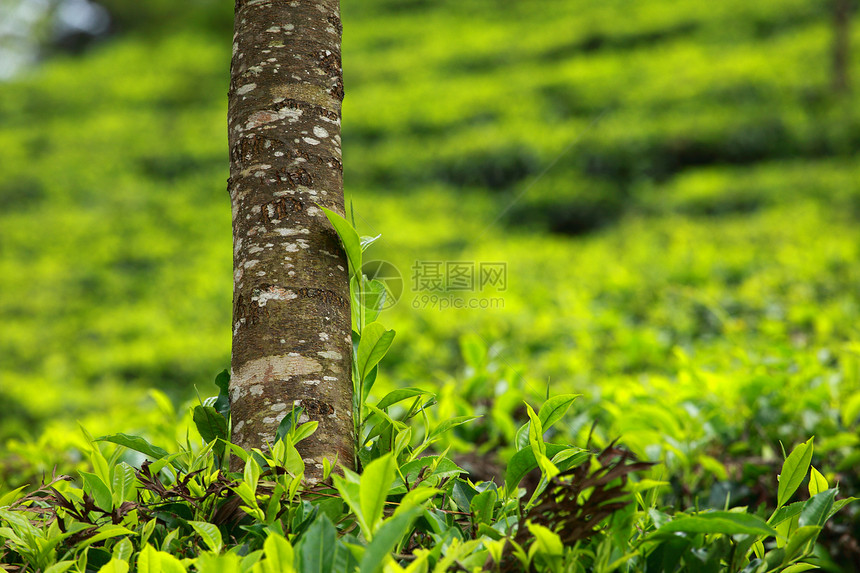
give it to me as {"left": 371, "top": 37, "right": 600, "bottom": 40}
{"left": 832, "top": 0, "right": 852, "bottom": 94}
{"left": 227, "top": 0, "right": 353, "bottom": 480}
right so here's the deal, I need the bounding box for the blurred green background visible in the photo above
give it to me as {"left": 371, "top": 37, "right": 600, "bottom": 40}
{"left": 1, "top": 0, "right": 859, "bottom": 543}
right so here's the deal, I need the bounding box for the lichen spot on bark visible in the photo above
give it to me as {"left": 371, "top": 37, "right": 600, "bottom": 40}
{"left": 316, "top": 350, "right": 343, "bottom": 360}
{"left": 233, "top": 354, "right": 324, "bottom": 393}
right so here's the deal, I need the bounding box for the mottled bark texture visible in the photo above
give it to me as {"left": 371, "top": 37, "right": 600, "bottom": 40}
{"left": 228, "top": 0, "right": 353, "bottom": 479}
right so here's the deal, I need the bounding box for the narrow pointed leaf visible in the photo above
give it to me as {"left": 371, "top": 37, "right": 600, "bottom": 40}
{"left": 808, "top": 467, "right": 828, "bottom": 497}
{"left": 80, "top": 471, "right": 113, "bottom": 510}
{"left": 655, "top": 511, "right": 777, "bottom": 537}
{"left": 357, "top": 322, "right": 395, "bottom": 392}
{"left": 777, "top": 438, "right": 814, "bottom": 508}
{"left": 263, "top": 533, "right": 295, "bottom": 573}
{"left": 214, "top": 369, "right": 231, "bottom": 416}
{"left": 193, "top": 405, "right": 229, "bottom": 445}
{"left": 359, "top": 508, "right": 422, "bottom": 573}
{"left": 189, "top": 521, "right": 223, "bottom": 553}
{"left": 538, "top": 394, "right": 581, "bottom": 431}
{"left": 297, "top": 514, "right": 336, "bottom": 573}
{"left": 360, "top": 454, "right": 397, "bottom": 537}
{"left": 376, "top": 388, "right": 432, "bottom": 411}
{"left": 96, "top": 434, "right": 169, "bottom": 460}
{"left": 320, "top": 206, "right": 362, "bottom": 276}
{"left": 799, "top": 488, "right": 837, "bottom": 528}
{"left": 112, "top": 462, "right": 136, "bottom": 505}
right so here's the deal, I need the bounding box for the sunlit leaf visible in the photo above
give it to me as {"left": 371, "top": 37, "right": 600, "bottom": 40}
{"left": 96, "top": 434, "right": 170, "bottom": 460}
{"left": 356, "top": 322, "right": 396, "bottom": 396}
{"left": 320, "top": 206, "right": 362, "bottom": 276}
{"left": 80, "top": 471, "right": 113, "bottom": 510}
{"left": 189, "top": 521, "right": 223, "bottom": 553}
{"left": 538, "top": 394, "right": 581, "bottom": 431}
{"left": 358, "top": 508, "right": 422, "bottom": 573}
{"left": 263, "top": 533, "right": 296, "bottom": 573}
{"left": 360, "top": 454, "right": 396, "bottom": 537}
{"left": 655, "top": 511, "right": 777, "bottom": 537}
{"left": 376, "top": 388, "right": 432, "bottom": 411}
{"left": 777, "top": 437, "right": 814, "bottom": 508}
{"left": 808, "top": 466, "right": 828, "bottom": 497}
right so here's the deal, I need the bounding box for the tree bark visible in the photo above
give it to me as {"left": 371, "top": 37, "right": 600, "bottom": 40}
{"left": 227, "top": 0, "right": 353, "bottom": 480}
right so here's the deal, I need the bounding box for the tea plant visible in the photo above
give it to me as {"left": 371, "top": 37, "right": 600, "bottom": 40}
{"left": 1, "top": 219, "right": 855, "bottom": 573}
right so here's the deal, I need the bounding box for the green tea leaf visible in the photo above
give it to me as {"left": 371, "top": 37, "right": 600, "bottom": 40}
{"left": 189, "top": 520, "right": 223, "bottom": 553}
{"left": 263, "top": 533, "right": 295, "bottom": 573}
{"left": 356, "top": 322, "right": 395, "bottom": 395}
{"left": 0, "top": 485, "right": 28, "bottom": 507}
{"left": 514, "top": 423, "right": 529, "bottom": 451}
{"left": 799, "top": 488, "right": 837, "bottom": 528}
{"left": 113, "top": 538, "right": 133, "bottom": 562}
{"left": 470, "top": 490, "right": 496, "bottom": 525}
{"left": 538, "top": 394, "right": 581, "bottom": 431}
{"left": 192, "top": 405, "right": 228, "bottom": 445}
{"left": 768, "top": 501, "right": 804, "bottom": 526}
{"left": 424, "top": 415, "right": 479, "bottom": 445}
{"left": 291, "top": 421, "right": 318, "bottom": 444}
{"left": 80, "top": 471, "right": 113, "bottom": 510}
{"left": 781, "top": 564, "right": 817, "bottom": 573}
{"left": 213, "top": 369, "right": 230, "bottom": 416}
{"left": 376, "top": 388, "right": 432, "bottom": 411}
{"left": 369, "top": 278, "right": 390, "bottom": 320}
{"left": 359, "top": 234, "right": 382, "bottom": 252}
{"left": 297, "top": 514, "right": 336, "bottom": 573}
{"left": 451, "top": 479, "right": 479, "bottom": 513}
{"left": 136, "top": 545, "right": 160, "bottom": 573}
{"left": 320, "top": 206, "right": 362, "bottom": 276}
{"left": 112, "top": 462, "right": 136, "bottom": 505}
{"left": 77, "top": 526, "right": 135, "bottom": 550}
{"left": 276, "top": 406, "right": 304, "bottom": 444}
{"left": 95, "top": 559, "right": 128, "bottom": 573}
{"left": 389, "top": 456, "right": 465, "bottom": 494}
{"left": 783, "top": 525, "right": 821, "bottom": 562}
{"left": 96, "top": 434, "right": 169, "bottom": 460}
{"left": 244, "top": 456, "right": 261, "bottom": 492}
{"left": 655, "top": 511, "right": 777, "bottom": 536}
{"left": 525, "top": 404, "right": 545, "bottom": 457}
{"left": 777, "top": 437, "right": 814, "bottom": 508}
{"left": 44, "top": 562, "right": 76, "bottom": 573}
{"left": 359, "top": 508, "right": 422, "bottom": 573}
{"left": 526, "top": 522, "right": 564, "bottom": 557}
{"left": 393, "top": 487, "right": 441, "bottom": 518}
{"left": 505, "top": 444, "right": 578, "bottom": 492}
{"left": 808, "top": 466, "right": 828, "bottom": 497}
{"left": 332, "top": 468, "right": 365, "bottom": 532}
{"left": 360, "top": 454, "right": 396, "bottom": 537}
{"left": 193, "top": 553, "right": 236, "bottom": 573}
{"left": 829, "top": 497, "right": 859, "bottom": 520}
